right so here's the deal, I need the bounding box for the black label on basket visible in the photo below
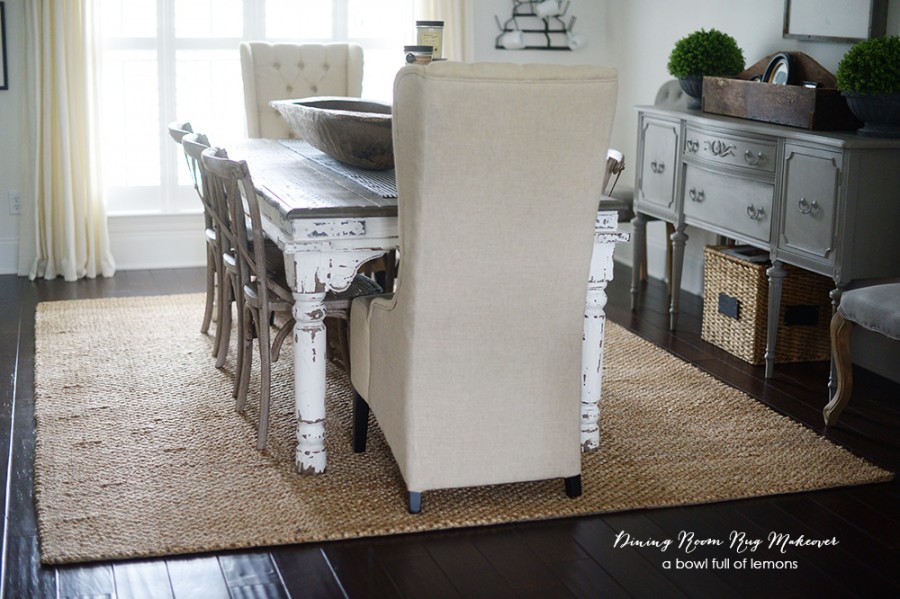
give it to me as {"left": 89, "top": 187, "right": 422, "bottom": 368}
{"left": 718, "top": 293, "right": 740, "bottom": 319}
{"left": 785, "top": 305, "right": 819, "bottom": 326}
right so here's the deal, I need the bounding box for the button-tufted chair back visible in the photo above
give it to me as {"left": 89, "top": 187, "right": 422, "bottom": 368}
{"left": 240, "top": 42, "right": 364, "bottom": 139}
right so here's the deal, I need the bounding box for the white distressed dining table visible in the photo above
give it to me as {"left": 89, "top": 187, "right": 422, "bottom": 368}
{"left": 228, "top": 138, "right": 628, "bottom": 474}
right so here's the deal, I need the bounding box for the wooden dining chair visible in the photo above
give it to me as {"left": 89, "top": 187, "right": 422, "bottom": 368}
{"left": 168, "top": 121, "right": 219, "bottom": 336}
{"left": 201, "top": 146, "right": 382, "bottom": 449}
{"left": 180, "top": 133, "right": 238, "bottom": 373}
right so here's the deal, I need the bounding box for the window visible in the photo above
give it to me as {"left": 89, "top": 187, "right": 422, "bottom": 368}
{"left": 99, "top": 0, "right": 414, "bottom": 214}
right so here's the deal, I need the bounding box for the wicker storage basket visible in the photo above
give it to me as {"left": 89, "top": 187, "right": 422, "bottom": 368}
{"left": 701, "top": 246, "right": 832, "bottom": 365}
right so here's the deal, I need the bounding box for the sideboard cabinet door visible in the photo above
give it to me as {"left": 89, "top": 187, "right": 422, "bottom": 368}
{"left": 637, "top": 115, "right": 680, "bottom": 217}
{"left": 779, "top": 144, "right": 842, "bottom": 270}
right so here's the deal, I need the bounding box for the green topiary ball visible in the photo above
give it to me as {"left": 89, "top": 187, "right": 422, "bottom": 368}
{"left": 836, "top": 36, "right": 900, "bottom": 94}
{"left": 667, "top": 28, "right": 745, "bottom": 79}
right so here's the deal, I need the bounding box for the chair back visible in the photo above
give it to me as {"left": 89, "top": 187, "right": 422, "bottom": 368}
{"left": 240, "top": 42, "right": 364, "bottom": 138}
{"left": 365, "top": 62, "right": 617, "bottom": 490}
{"left": 167, "top": 120, "right": 193, "bottom": 143}
{"left": 180, "top": 132, "right": 209, "bottom": 195}
{"left": 181, "top": 133, "right": 219, "bottom": 231}
{"left": 201, "top": 148, "right": 293, "bottom": 308}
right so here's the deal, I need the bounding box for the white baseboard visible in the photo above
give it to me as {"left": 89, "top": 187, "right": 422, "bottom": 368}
{"left": 108, "top": 213, "right": 206, "bottom": 270}
{"left": 0, "top": 238, "right": 18, "bottom": 275}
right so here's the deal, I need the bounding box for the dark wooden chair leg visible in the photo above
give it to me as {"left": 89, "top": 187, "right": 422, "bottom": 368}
{"left": 824, "top": 311, "right": 855, "bottom": 426}
{"left": 353, "top": 391, "right": 369, "bottom": 453}
{"left": 565, "top": 475, "right": 582, "bottom": 498}
{"left": 408, "top": 492, "right": 422, "bottom": 514}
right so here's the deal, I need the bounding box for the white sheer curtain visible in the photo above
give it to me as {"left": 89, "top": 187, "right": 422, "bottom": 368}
{"left": 416, "top": 0, "right": 473, "bottom": 62}
{"left": 24, "top": 0, "right": 115, "bottom": 281}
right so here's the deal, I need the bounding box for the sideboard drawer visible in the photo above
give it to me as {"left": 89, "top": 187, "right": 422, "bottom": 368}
{"left": 683, "top": 125, "right": 777, "bottom": 174}
{"left": 683, "top": 164, "right": 774, "bottom": 243}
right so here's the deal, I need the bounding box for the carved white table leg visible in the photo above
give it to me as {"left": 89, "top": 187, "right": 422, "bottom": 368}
{"left": 582, "top": 211, "right": 629, "bottom": 452}
{"left": 282, "top": 242, "right": 394, "bottom": 475}
{"left": 292, "top": 292, "right": 328, "bottom": 474}
{"left": 582, "top": 278, "right": 609, "bottom": 451}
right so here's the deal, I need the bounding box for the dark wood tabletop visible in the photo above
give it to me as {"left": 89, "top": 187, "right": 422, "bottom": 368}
{"left": 225, "top": 138, "right": 398, "bottom": 220}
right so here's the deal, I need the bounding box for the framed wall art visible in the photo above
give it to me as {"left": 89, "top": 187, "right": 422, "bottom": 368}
{"left": 783, "top": 0, "right": 888, "bottom": 43}
{"left": 0, "top": 2, "right": 8, "bottom": 90}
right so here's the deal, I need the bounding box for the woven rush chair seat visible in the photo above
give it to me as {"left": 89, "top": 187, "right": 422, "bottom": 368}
{"left": 825, "top": 283, "right": 900, "bottom": 425}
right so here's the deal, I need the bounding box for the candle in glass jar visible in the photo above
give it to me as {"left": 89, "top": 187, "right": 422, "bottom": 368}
{"left": 416, "top": 20, "right": 444, "bottom": 59}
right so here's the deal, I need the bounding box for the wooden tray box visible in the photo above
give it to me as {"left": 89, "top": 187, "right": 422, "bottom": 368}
{"left": 701, "top": 52, "right": 861, "bottom": 131}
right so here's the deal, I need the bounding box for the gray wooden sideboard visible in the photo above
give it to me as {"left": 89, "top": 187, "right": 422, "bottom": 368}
{"left": 630, "top": 105, "right": 900, "bottom": 380}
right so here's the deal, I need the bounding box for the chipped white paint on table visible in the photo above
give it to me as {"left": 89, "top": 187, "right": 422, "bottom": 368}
{"left": 230, "top": 139, "right": 627, "bottom": 474}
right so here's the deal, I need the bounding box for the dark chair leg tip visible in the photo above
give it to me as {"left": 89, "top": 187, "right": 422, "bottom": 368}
{"left": 408, "top": 492, "right": 422, "bottom": 514}
{"left": 565, "top": 475, "right": 582, "bottom": 498}
{"left": 352, "top": 391, "right": 369, "bottom": 453}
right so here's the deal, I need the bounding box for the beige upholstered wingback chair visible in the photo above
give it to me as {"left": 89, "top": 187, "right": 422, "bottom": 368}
{"left": 239, "top": 42, "right": 364, "bottom": 138}
{"left": 349, "top": 62, "right": 618, "bottom": 513}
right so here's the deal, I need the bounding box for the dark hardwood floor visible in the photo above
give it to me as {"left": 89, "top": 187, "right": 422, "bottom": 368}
{"left": 2, "top": 267, "right": 898, "bottom": 598}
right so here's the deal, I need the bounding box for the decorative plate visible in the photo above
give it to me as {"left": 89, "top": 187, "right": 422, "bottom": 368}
{"left": 763, "top": 53, "right": 793, "bottom": 85}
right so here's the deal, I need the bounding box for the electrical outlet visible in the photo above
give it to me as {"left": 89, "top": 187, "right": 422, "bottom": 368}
{"left": 8, "top": 191, "right": 21, "bottom": 215}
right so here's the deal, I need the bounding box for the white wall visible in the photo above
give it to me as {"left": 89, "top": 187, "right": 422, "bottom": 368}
{"left": 3, "top": 0, "right": 898, "bottom": 276}
{"left": 474, "top": 0, "right": 900, "bottom": 295}
{"left": 471, "top": 0, "right": 900, "bottom": 382}
{"left": 0, "top": 0, "right": 28, "bottom": 275}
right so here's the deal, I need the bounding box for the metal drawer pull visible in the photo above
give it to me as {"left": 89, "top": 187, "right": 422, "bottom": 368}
{"left": 689, "top": 188, "right": 705, "bottom": 202}
{"left": 798, "top": 197, "right": 819, "bottom": 214}
{"left": 651, "top": 161, "right": 666, "bottom": 174}
{"left": 746, "top": 204, "right": 766, "bottom": 220}
{"left": 744, "top": 150, "right": 764, "bottom": 166}
{"left": 685, "top": 139, "right": 699, "bottom": 153}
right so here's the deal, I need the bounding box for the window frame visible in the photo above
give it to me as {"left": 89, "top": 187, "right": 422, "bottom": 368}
{"left": 100, "top": 0, "right": 413, "bottom": 215}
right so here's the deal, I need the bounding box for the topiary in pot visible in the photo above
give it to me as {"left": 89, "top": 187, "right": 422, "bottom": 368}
{"left": 667, "top": 28, "right": 745, "bottom": 109}
{"left": 836, "top": 35, "right": 900, "bottom": 137}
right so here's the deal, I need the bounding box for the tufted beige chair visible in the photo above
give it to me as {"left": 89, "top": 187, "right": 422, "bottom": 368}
{"left": 349, "top": 62, "right": 618, "bottom": 513}
{"left": 239, "top": 42, "right": 364, "bottom": 139}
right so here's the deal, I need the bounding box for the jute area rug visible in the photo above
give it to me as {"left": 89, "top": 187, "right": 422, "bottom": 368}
{"left": 33, "top": 294, "right": 892, "bottom": 565}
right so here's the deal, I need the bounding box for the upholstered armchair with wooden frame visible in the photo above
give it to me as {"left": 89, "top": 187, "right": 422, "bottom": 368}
{"left": 824, "top": 283, "right": 900, "bottom": 425}
{"left": 349, "top": 62, "right": 618, "bottom": 513}
{"left": 201, "top": 147, "right": 382, "bottom": 450}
